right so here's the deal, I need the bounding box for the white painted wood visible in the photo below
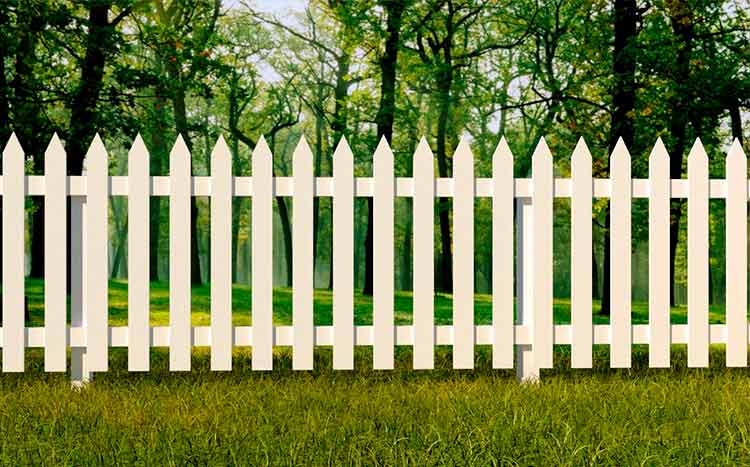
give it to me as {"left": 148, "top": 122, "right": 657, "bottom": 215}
{"left": 85, "top": 135, "right": 109, "bottom": 372}
{"left": 373, "top": 137, "right": 395, "bottom": 370}
{"left": 169, "top": 136, "right": 191, "bottom": 371}
{"left": 6, "top": 174, "right": 749, "bottom": 200}
{"left": 453, "top": 136, "right": 475, "bottom": 369}
{"left": 648, "top": 138, "right": 671, "bottom": 368}
{"left": 532, "top": 138, "right": 553, "bottom": 369}
{"left": 44, "top": 134, "right": 67, "bottom": 372}
{"left": 128, "top": 135, "right": 150, "bottom": 371}
{"left": 332, "top": 138, "right": 354, "bottom": 370}
{"left": 688, "top": 138, "right": 709, "bottom": 367}
{"left": 571, "top": 138, "right": 592, "bottom": 368}
{"left": 252, "top": 137, "right": 274, "bottom": 370}
{"left": 517, "top": 198, "right": 539, "bottom": 382}
{"left": 210, "top": 136, "right": 232, "bottom": 371}
{"left": 9, "top": 322, "right": 750, "bottom": 349}
{"left": 610, "top": 138, "right": 632, "bottom": 368}
{"left": 2, "top": 134, "right": 25, "bottom": 372}
{"left": 492, "top": 138, "right": 514, "bottom": 368}
{"left": 726, "top": 139, "right": 747, "bottom": 367}
{"left": 293, "top": 137, "right": 314, "bottom": 370}
{"left": 413, "top": 138, "right": 434, "bottom": 369}
{"left": 70, "top": 196, "right": 90, "bottom": 386}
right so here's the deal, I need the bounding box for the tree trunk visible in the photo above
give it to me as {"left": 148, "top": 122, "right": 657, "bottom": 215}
{"left": 0, "top": 9, "right": 7, "bottom": 284}
{"left": 729, "top": 100, "right": 744, "bottom": 148}
{"left": 228, "top": 77, "right": 242, "bottom": 284}
{"left": 64, "top": 3, "right": 115, "bottom": 293}
{"left": 667, "top": 0, "right": 694, "bottom": 307}
{"left": 435, "top": 81, "right": 454, "bottom": 293}
{"left": 312, "top": 102, "right": 324, "bottom": 286}
{"left": 148, "top": 93, "right": 168, "bottom": 281}
{"left": 365, "top": 0, "right": 406, "bottom": 295}
{"left": 12, "top": 7, "right": 47, "bottom": 279}
{"left": 600, "top": 0, "right": 637, "bottom": 315}
{"left": 277, "top": 190, "right": 294, "bottom": 288}
{"left": 167, "top": 57, "right": 203, "bottom": 287}
{"left": 110, "top": 202, "right": 127, "bottom": 279}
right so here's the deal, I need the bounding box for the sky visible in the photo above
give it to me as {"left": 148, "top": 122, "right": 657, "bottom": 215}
{"left": 224, "top": 0, "right": 304, "bottom": 14}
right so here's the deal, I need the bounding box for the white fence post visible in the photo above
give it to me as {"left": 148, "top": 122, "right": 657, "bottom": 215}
{"left": 516, "top": 197, "right": 539, "bottom": 383}
{"left": 71, "top": 195, "right": 90, "bottom": 388}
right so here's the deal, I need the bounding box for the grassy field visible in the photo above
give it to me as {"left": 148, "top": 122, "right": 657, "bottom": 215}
{"left": 4, "top": 279, "right": 746, "bottom": 465}
{"left": 2, "top": 347, "right": 750, "bottom": 465}
{"left": 23, "top": 278, "right": 729, "bottom": 326}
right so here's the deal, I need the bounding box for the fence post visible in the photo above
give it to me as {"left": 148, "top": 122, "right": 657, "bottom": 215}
{"left": 516, "top": 197, "right": 539, "bottom": 383}
{"left": 70, "top": 195, "right": 90, "bottom": 388}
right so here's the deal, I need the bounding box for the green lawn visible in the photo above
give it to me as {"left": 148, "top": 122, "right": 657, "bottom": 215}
{"left": 6, "top": 279, "right": 745, "bottom": 465}
{"left": 2, "top": 347, "right": 750, "bottom": 465}
{"left": 22, "top": 278, "right": 729, "bottom": 326}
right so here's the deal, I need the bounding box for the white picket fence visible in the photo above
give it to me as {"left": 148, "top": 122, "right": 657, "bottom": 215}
{"left": 0, "top": 132, "right": 748, "bottom": 384}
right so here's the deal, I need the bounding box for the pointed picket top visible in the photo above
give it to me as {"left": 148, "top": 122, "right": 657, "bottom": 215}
{"left": 492, "top": 136, "right": 513, "bottom": 166}
{"left": 413, "top": 136, "right": 434, "bottom": 184}
{"left": 252, "top": 134, "right": 272, "bottom": 159}
{"left": 45, "top": 133, "right": 65, "bottom": 159}
{"left": 649, "top": 137, "right": 670, "bottom": 165}
{"left": 610, "top": 137, "right": 631, "bottom": 169}
{"left": 210, "top": 134, "right": 231, "bottom": 167}
{"left": 414, "top": 136, "right": 433, "bottom": 160}
{"left": 293, "top": 135, "right": 313, "bottom": 163}
{"left": 454, "top": 134, "right": 472, "bottom": 159}
{"left": 84, "top": 133, "right": 108, "bottom": 173}
{"left": 727, "top": 138, "right": 745, "bottom": 164}
{"left": 531, "top": 137, "right": 552, "bottom": 180}
{"left": 532, "top": 136, "right": 552, "bottom": 160}
{"left": 128, "top": 133, "right": 149, "bottom": 162}
{"left": 333, "top": 135, "right": 353, "bottom": 160}
{"left": 688, "top": 137, "right": 708, "bottom": 164}
{"left": 374, "top": 135, "right": 394, "bottom": 161}
{"left": 2, "top": 132, "right": 23, "bottom": 161}
{"left": 532, "top": 137, "right": 552, "bottom": 182}
{"left": 571, "top": 137, "right": 591, "bottom": 164}
{"left": 87, "top": 133, "right": 107, "bottom": 156}
{"left": 170, "top": 134, "right": 190, "bottom": 162}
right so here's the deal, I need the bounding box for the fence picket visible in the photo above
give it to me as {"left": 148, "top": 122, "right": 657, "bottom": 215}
{"left": 2, "top": 134, "right": 25, "bottom": 372}
{"left": 532, "top": 138, "right": 553, "bottom": 369}
{"left": 169, "top": 135, "right": 191, "bottom": 371}
{"left": 293, "top": 137, "right": 314, "bottom": 370}
{"left": 4, "top": 132, "right": 750, "bottom": 379}
{"left": 610, "top": 138, "right": 631, "bottom": 368}
{"left": 211, "top": 136, "right": 232, "bottom": 371}
{"left": 374, "top": 137, "right": 395, "bottom": 370}
{"left": 649, "top": 138, "right": 671, "bottom": 367}
{"left": 571, "top": 138, "right": 592, "bottom": 368}
{"left": 251, "top": 137, "right": 273, "bottom": 370}
{"left": 333, "top": 138, "right": 354, "bottom": 370}
{"left": 413, "top": 138, "right": 434, "bottom": 369}
{"left": 453, "top": 137, "right": 475, "bottom": 369}
{"left": 726, "top": 139, "right": 747, "bottom": 367}
{"left": 44, "top": 135, "right": 67, "bottom": 372}
{"left": 86, "top": 135, "right": 109, "bottom": 372}
{"left": 128, "top": 135, "right": 150, "bottom": 371}
{"left": 492, "top": 138, "right": 513, "bottom": 368}
{"left": 688, "top": 139, "right": 709, "bottom": 367}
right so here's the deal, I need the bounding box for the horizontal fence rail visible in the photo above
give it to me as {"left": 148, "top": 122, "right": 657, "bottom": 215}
{"left": 1, "top": 133, "right": 748, "bottom": 383}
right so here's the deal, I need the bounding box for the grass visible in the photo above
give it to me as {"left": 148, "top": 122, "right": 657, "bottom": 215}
{"left": 5, "top": 279, "right": 744, "bottom": 465}
{"left": 22, "top": 278, "right": 729, "bottom": 326}
{"left": 3, "top": 347, "right": 750, "bottom": 465}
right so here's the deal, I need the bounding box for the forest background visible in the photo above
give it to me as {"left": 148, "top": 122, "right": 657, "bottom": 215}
{"left": 1, "top": 0, "right": 749, "bottom": 315}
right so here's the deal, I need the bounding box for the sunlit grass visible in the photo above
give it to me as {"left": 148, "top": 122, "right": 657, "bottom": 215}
{"left": 23, "top": 278, "right": 727, "bottom": 326}
{"left": 6, "top": 279, "right": 746, "bottom": 465}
